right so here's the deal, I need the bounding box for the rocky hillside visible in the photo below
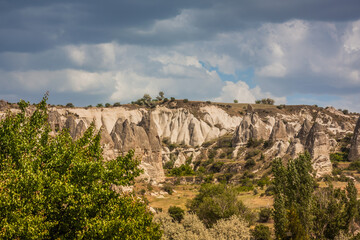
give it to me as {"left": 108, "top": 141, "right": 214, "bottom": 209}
{"left": 1, "top": 100, "right": 360, "bottom": 182}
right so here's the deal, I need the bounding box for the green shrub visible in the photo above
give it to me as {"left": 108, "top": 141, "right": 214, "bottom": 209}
{"left": 66, "top": 103, "right": 74, "bottom": 108}
{"left": 330, "top": 152, "right": 348, "bottom": 162}
{"left": 348, "top": 161, "right": 360, "bottom": 172}
{"left": 169, "top": 164, "right": 195, "bottom": 176}
{"left": 113, "top": 102, "right": 121, "bottom": 107}
{"left": 105, "top": 103, "right": 111, "bottom": 107}
{"left": 257, "top": 176, "right": 271, "bottom": 188}
{"left": 96, "top": 103, "right": 104, "bottom": 107}
{"left": 258, "top": 208, "right": 272, "bottom": 223}
{"left": 187, "top": 184, "right": 251, "bottom": 227}
{"left": 164, "top": 160, "right": 175, "bottom": 169}
{"left": 168, "top": 206, "right": 185, "bottom": 223}
{"left": 245, "top": 158, "right": 256, "bottom": 169}
{"left": 252, "top": 225, "right": 271, "bottom": 240}
{"left": 246, "top": 138, "right": 263, "bottom": 148}
{"left": 209, "top": 161, "right": 224, "bottom": 173}
{"left": 183, "top": 99, "right": 189, "bottom": 103}
{"left": 216, "top": 173, "right": 234, "bottom": 184}
{"left": 208, "top": 149, "right": 217, "bottom": 159}
{"left": 162, "top": 184, "right": 174, "bottom": 195}
{"left": 245, "top": 149, "right": 261, "bottom": 159}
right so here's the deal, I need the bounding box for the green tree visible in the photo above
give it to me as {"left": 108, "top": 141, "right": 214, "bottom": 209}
{"left": 272, "top": 153, "right": 315, "bottom": 239}
{"left": 187, "top": 184, "right": 251, "bottom": 227}
{"left": 0, "top": 96, "right": 161, "bottom": 239}
{"left": 312, "top": 182, "right": 357, "bottom": 239}
{"left": 66, "top": 102, "right": 75, "bottom": 107}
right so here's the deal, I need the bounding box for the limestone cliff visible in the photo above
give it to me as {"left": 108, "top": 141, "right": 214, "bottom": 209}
{"left": 1, "top": 101, "right": 358, "bottom": 180}
{"left": 349, "top": 117, "right": 360, "bottom": 161}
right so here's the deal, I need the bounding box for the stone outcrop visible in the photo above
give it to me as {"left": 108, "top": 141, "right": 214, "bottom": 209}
{"left": 305, "top": 123, "right": 332, "bottom": 176}
{"left": 1, "top": 102, "right": 358, "bottom": 180}
{"left": 349, "top": 117, "right": 360, "bottom": 161}
{"left": 230, "top": 109, "right": 354, "bottom": 176}
{"left": 232, "top": 113, "right": 271, "bottom": 146}
{"left": 39, "top": 105, "right": 241, "bottom": 181}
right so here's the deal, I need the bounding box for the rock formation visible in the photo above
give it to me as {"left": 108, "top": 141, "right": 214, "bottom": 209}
{"left": 1, "top": 102, "right": 358, "bottom": 180}
{"left": 349, "top": 117, "right": 360, "bottom": 161}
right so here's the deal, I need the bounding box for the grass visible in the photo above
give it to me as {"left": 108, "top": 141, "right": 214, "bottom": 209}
{"left": 147, "top": 184, "right": 199, "bottom": 211}
{"left": 238, "top": 190, "right": 274, "bottom": 209}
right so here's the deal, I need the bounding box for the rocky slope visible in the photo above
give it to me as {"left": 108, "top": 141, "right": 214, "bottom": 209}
{"left": 1, "top": 101, "right": 359, "bottom": 181}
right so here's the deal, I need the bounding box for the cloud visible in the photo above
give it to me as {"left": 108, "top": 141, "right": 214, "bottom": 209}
{"left": 1, "top": 1, "right": 360, "bottom": 112}
{"left": 214, "top": 80, "right": 286, "bottom": 104}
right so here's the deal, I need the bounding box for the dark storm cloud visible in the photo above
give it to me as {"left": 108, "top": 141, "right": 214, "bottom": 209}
{"left": 1, "top": 0, "right": 360, "bottom": 53}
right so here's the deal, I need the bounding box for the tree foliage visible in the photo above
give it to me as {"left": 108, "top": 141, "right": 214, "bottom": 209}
{"left": 0, "top": 96, "right": 161, "bottom": 239}
{"left": 168, "top": 206, "right": 185, "bottom": 223}
{"left": 272, "top": 153, "right": 315, "bottom": 239}
{"left": 187, "top": 183, "right": 252, "bottom": 227}
{"left": 273, "top": 153, "right": 360, "bottom": 239}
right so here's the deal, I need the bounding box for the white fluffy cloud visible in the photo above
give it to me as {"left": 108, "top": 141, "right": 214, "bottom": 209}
{"left": 214, "top": 80, "right": 286, "bottom": 104}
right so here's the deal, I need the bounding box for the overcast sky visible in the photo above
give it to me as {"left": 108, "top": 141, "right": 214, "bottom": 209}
{"left": 1, "top": 1, "right": 360, "bottom": 111}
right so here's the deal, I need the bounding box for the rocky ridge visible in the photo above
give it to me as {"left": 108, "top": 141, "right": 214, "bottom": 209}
{"left": 1, "top": 101, "right": 359, "bottom": 180}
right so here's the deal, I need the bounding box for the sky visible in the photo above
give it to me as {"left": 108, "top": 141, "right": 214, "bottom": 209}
{"left": 1, "top": 1, "right": 360, "bottom": 111}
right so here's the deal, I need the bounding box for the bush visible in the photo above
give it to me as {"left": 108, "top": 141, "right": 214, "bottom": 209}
{"left": 348, "top": 161, "right": 360, "bottom": 172}
{"left": 234, "top": 99, "right": 238, "bottom": 103}
{"left": 245, "top": 149, "right": 261, "bottom": 159}
{"left": 183, "top": 99, "right": 189, "bottom": 103}
{"left": 163, "top": 184, "right": 174, "bottom": 195}
{"left": 154, "top": 213, "right": 209, "bottom": 240}
{"left": 217, "top": 173, "right": 234, "bottom": 184}
{"left": 208, "top": 149, "right": 217, "bottom": 159}
{"left": 66, "top": 103, "right": 75, "bottom": 107}
{"left": 0, "top": 96, "right": 161, "bottom": 239}
{"left": 330, "top": 152, "right": 348, "bottom": 162}
{"left": 246, "top": 138, "right": 264, "bottom": 148}
{"left": 252, "top": 225, "right": 271, "bottom": 240}
{"left": 113, "top": 102, "right": 121, "bottom": 107}
{"left": 209, "top": 161, "right": 224, "bottom": 173}
{"left": 96, "top": 103, "right": 104, "bottom": 107}
{"left": 187, "top": 184, "right": 251, "bottom": 226}
{"left": 168, "top": 206, "right": 185, "bottom": 223}
{"left": 105, "top": 103, "right": 111, "bottom": 107}
{"left": 210, "top": 215, "right": 251, "bottom": 240}
{"left": 170, "top": 97, "right": 175, "bottom": 102}
{"left": 164, "top": 160, "right": 175, "bottom": 169}
{"left": 258, "top": 208, "right": 272, "bottom": 223}
{"left": 245, "top": 158, "right": 256, "bottom": 169}
{"left": 169, "top": 164, "right": 195, "bottom": 176}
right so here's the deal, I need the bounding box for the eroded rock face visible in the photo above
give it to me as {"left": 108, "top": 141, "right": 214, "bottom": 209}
{"left": 1, "top": 103, "right": 356, "bottom": 180}
{"left": 232, "top": 113, "right": 271, "bottom": 146}
{"left": 39, "top": 105, "right": 242, "bottom": 181}
{"left": 349, "top": 117, "right": 360, "bottom": 161}
{"left": 232, "top": 111, "right": 339, "bottom": 176}
{"left": 305, "top": 123, "right": 332, "bottom": 176}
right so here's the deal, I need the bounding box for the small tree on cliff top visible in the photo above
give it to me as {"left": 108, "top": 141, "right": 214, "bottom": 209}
{"left": 0, "top": 95, "right": 161, "bottom": 239}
